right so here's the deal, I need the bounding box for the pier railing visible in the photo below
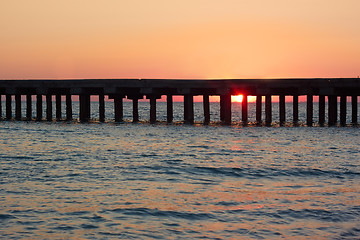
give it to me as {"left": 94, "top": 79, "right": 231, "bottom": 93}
{"left": 0, "top": 78, "right": 359, "bottom": 126}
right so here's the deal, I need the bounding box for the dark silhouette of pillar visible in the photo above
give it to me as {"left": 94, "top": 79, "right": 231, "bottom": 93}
{"left": 220, "top": 96, "right": 225, "bottom": 122}
{"left": 293, "top": 95, "right": 299, "bottom": 124}
{"left": 99, "top": 94, "right": 105, "bottom": 122}
{"left": 26, "top": 94, "right": 32, "bottom": 120}
{"left": 0, "top": 95, "right": 2, "bottom": 119}
{"left": 132, "top": 98, "right": 139, "bottom": 123}
{"left": 6, "top": 95, "right": 12, "bottom": 120}
{"left": 79, "top": 94, "right": 90, "bottom": 122}
{"left": 66, "top": 94, "right": 72, "bottom": 121}
{"left": 265, "top": 95, "right": 272, "bottom": 126}
{"left": 15, "top": 94, "right": 21, "bottom": 120}
{"left": 319, "top": 95, "right": 325, "bottom": 126}
{"left": 352, "top": 95, "right": 358, "bottom": 124}
{"left": 279, "top": 95, "right": 285, "bottom": 126}
{"left": 167, "top": 95, "right": 173, "bottom": 123}
{"left": 36, "top": 95, "right": 42, "bottom": 121}
{"left": 184, "top": 95, "right": 194, "bottom": 124}
{"left": 328, "top": 95, "right": 337, "bottom": 126}
{"left": 340, "top": 95, "right": 347, "bottom": 126}
{"left": 242, "top": 94, "right": 248, "bottom": 125}
{"left": 256, "top": 95, "right": 262, "bottom": 125}
{"left": 56, "top": 94, "right": 61, "bottom": 121}
{"left": 203, "top": 94, "right": 210, "bottom": 125}
{"left": 114, "top": 96, "right": 123, "bottom": 122}
{"left": 220, "top": 95, "right": 231, "bottom": 125}
{"left": 307, "top": 94, "right": 313, "bottom": 127}
{"left": 46, "top": 94, "right": 52, "bottom": 121}
{"left": 149, "top": 97, "right": 157, "bottom": 124}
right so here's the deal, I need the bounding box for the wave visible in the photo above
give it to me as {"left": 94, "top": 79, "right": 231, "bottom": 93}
{"left": 105, "top": 207, "right": 215, "bottom": 221}
{"left": 188, "top": 166, "right": 360, "bottom": 179}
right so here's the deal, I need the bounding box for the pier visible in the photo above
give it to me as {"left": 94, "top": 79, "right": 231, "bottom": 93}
{"left": 0, "top": 78, "right": 359, "bottom": 126}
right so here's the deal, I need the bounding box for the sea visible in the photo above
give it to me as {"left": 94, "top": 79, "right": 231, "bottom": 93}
{"left": 1, "top": 101, "right": 359, "bottom": 239}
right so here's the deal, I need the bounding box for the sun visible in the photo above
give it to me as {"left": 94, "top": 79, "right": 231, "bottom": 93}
{"left": 232, "top": 94, "right": 244, "bottom": 103}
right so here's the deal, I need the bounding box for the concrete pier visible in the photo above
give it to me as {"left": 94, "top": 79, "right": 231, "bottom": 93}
{"left": 220, "top": 94, "right": 231, "bottom": 125}
{"left": 148, "top": 96, "right": 159, "bottom": 124}
{"left": 256, "top": 95, "right": 262, "bottom": 125}
{"left": 26, "top": 95, "right": 32, "bottom": 120}
{"left": 46, "top": 94, "right": 52, "bottom": 121}
{"left": 66, "top": 94, "right": 72, "bottom": 121}
{"left": 340, "top": 95, "right": 347, "bottom": 126}
{"left": 0, "top": 78, "right": 358, "bottom": 126}
{"left": 203, "top": 94, "right": 210, "bottom": 125}
{"left": 113, "top": 96, "right": 123, "bottom": 122}
{"left": 56, "top": 94, "right": 61, "bottom": 120}
{"left": 293, "top": 95, "right": 299, "bottom": 124}
{"left": 132, "top": 98, "right": 139, "bottom": 123}
{"left": 36, "top": 95, "right": 42, "bottom": 121}
{"left": 99, "top": 94, "right": 105, "bottom": 122}
{"left": 328, "top": 96, "right": 337, "bottom": 126}
{"left": 242, "top": 95, "right": 248, "bottom": 125}
{"left": 184, "top": 94, "right": 194, "bottom": 124}
{"left": 319, "top": 95, "right": 325, "bottom": 126}
{"left": 167, "top": 95, "right": 173, "bottom": 123}
{"left": 15, "top": 94, "right": 21, "bottom": 120}
{"left": 6, "top": 94, "right": 11, "bottom": 120}
{"left": 307, "top": 94, "right": 313, "bottom": 127}
{"left": 279, "top": 95, "right": 285, "bottom": 126}
{"left": 265, "top": 95, "right": 272, "bottom": 126}
{"left": 352, "top": 95, "right": 358, "bottom": 124}
{"left": 79, "top": 94, "right": 90, "bottom": 122}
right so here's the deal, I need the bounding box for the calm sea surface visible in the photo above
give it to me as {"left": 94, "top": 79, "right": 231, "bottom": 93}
{"left": 1, "top": 102, "right": 359, "bottom": 239}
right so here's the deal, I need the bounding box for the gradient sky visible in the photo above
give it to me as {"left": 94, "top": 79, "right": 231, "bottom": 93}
{"left": 1, "top": 0, "right": 359, "bottom": 79}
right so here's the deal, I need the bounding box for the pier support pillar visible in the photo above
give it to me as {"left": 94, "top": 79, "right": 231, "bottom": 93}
{"left": 114, "top": 96, "right": 123, "bottom": 122}
{"left": 66, "top": 94, "right": 72, "bottom": 121}
{"left": 36, "top": 95, "right": 42, "bottom": 121}
{"left": 99, "top": 94, "right": 105, "bottom": 122}
{"left": 6, "top": 95, "right": 12, "bottom": 120}
{"left": 242, "top": 94, "right": 248, "bottom": 125}
{"left": 15, "top": 94, "right": 21, "bottom": 120}
{"left": 167, "top": 95, "right": 173, "bottom": 123}
{"left": 265, "top": 95, "right": 272, "bottom": 126}
{"left": 352, "top": 95, "right": 358, "bottom": 124}
{"left": 147, "top": 96, "right": 159, "bottom": 124}
{"left": 220, "top": 96, "right": 224, "bottom": 122}
{"left": 56, "top": 94, "right": 61, "bottom": 121}
{"left": 340, "top": 95, "right": 347, "bottom": 126}
{"left": 319, "top": 95, "right": 325, "bottom": 126}
{"left": 307, "top": 94, "right": 313, "bottom": 127}
{"left": 328, "top": 95, "right": 337, "bottom": 126}
{"left": 46, "top": 94, "right": 52, "bottom": 121}
{"left": 203, "top": 94, "right": 210, "bottom": 125}
{"left": 79, "top": 94, "right": 90, "bottom": 122}
{"left": 0, "top": 95, "right": 2, "bottom": 119}
{"left": 293, "top": 95, "right": 299, "bottom": 125}
{"left": 279, "top": 95, "right": 285, "bottom": 126}
{"left": 220, "top": 94, "right": 231, "bottom": 125}
{"left": 184, "top": 94, "right": 194, "bottom": 124}
{"left": 132, "top": 98, "right": 139, "bottom": 123}
{"left": 26, "top": 94, "right": 32, "bottom": 120}
{"left": 256, "top": 95, "right": 262, "bottom": 125}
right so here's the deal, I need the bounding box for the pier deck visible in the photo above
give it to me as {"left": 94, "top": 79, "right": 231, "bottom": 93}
{"left": 0, "top": 78, "right": 359, "bottom": 126}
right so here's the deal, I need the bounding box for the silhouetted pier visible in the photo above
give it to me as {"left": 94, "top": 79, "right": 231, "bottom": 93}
{"left": 0, "top": 78, "right": 359, "bottom": 126}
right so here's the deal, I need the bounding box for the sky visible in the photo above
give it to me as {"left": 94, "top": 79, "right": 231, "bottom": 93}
{"left": 0, "top": 0, "right": 359, "bottom": 79}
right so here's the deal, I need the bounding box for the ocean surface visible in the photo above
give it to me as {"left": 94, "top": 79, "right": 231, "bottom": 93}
{"left": 1, "top": 102, "right": 359, "bottom": 239}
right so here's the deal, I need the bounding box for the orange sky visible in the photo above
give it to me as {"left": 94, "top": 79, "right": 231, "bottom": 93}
{"left": 0, "top": 0, "right": 359, "bottom": 79}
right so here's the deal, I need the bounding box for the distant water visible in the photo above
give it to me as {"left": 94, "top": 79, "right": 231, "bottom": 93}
{"left": 1, "top": 102, "right": 359, "bottom": 239}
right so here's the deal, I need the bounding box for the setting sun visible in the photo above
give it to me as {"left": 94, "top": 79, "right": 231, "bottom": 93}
{"left": 232, "top": 95, "right": 244, "bottom": 103}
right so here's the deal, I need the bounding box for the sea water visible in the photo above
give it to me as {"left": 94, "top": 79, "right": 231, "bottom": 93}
{"left": 0, "top": 102, "right": 359, "bottom": 239}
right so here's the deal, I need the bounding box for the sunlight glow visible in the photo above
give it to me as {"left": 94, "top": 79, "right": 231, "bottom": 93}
{"left": 232, "top": 95, "right": 243, "bottom": 103}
